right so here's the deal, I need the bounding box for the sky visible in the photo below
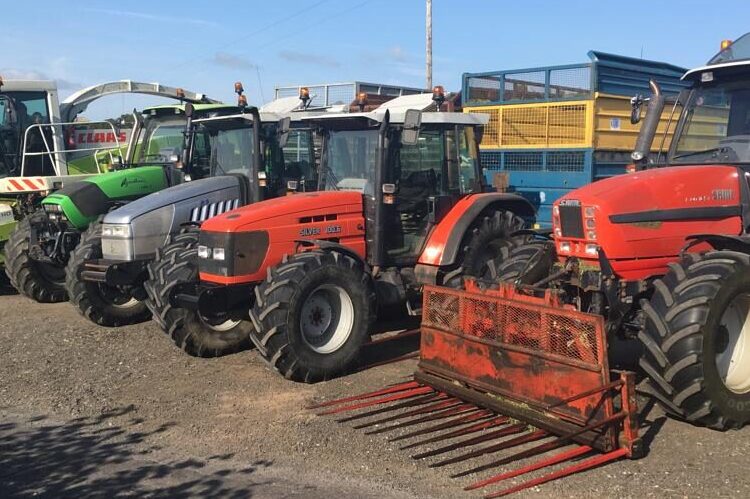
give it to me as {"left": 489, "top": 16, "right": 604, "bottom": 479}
{"left": 2, "top": 0, "right": 749, "bottom": 119}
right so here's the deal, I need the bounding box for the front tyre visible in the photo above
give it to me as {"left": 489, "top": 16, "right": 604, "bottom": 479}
{"left": 66, "top": 217, "right": 150, "bottom": 327}
{"left": 4, "top": 213, "right": 67, "bottom": 303}
{"left": 249, "top": 251, "right": 375, "bottom": 383}
{"left": 641, "top": 250, "right": 750, "bottom": 430}
{"left": 144, "top": 229, "right": 252, "bottom": 357}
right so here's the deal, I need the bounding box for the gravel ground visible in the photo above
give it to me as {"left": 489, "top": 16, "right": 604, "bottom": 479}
{"left": 1, "top": 288, "right": 750, "bottom": 498}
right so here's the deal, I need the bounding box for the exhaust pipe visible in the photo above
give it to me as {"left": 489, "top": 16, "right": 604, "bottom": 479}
{"left": 630, "top": 80, "right": 664, "bottom": 168}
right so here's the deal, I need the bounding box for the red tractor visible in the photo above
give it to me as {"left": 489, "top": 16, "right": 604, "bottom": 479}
{"left": 152, "top": 89, "right": 535, "bottom": 381}
{"left": 492, "top": 34, "right": 750, "bottom": 430}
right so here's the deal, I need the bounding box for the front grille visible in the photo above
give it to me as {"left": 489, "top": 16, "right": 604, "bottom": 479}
{"left": 559, "top": 204, "right": 584, "bottom": 239}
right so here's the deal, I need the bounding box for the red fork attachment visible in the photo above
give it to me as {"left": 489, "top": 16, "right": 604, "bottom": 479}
{"left": 310, "top": 281, "right": 642, "bottom": 496}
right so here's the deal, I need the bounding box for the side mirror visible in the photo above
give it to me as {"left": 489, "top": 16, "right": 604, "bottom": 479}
{"left": 277, "top": 116, "right": 291, "bottom": 148}
{"left": 402, "top": 109, "right": 422, "bottom": 146}
{"left": 475, "top": 125, "right": 485, "bottom": 145}
{"left": 184, "top": 103, "right": 194, "bottom": 119}
{"left": 630, "top": 94, "right": 645, "bottom": 124}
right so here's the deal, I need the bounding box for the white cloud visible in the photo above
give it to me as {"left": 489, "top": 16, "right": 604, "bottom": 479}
{"left": 278, "top": 50, "right": 340, "bottom": 69}
{"left": 212, "top": 52, "right": 256, "bottom": 70}
{"left": 0, "top": 68, "right": 81, "bottom": 90}
{"left": 81, "top": 8, "right": 218, "bottom": 28}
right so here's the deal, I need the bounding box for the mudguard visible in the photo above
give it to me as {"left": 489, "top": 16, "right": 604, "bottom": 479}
{"left": 418, "top": 192, "right": 535, "bottom": 267}
{"left": 40, "top": 166, "right": 168, "bottom": 229}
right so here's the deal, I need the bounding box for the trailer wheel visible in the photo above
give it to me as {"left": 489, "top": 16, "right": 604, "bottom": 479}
{"left": 444, "top": 210, "right": 527, "bottom": 287}
{"left": 249, "top": 250, "right": 375, "bottom": 383}
{"left": 66, "top": 217, "right": 151, "bottom": 327}
{"left": 143, "top": 229, "right": 252, "bottom": 357}
{"left": 495, "top": 239, "right": 556, "bottom": 284}
{"left": 641, "top": 250, "right": 750, "bottom": 430}
{"left": 4, "top": 212, "right": 67, "bottom": 303}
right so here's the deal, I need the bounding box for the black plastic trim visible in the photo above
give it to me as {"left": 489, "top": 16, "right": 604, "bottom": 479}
{"left": 609, "top": 206, "right": 741, "bottom": 224}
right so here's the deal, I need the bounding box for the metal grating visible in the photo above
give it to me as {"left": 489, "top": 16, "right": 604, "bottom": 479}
{"left": 548, "top": 67, "right": 591, "bottom": 99}
{"left": 504, "top": 71, "right": 546, "bottom": 101}
{"left": 467, "top": 76, "right": 502, "bottom": 103}
{"left": 504, "top": 151, "right": 543, "bottom": 171}
{"left": 547, "top": 151, "right": 586, "bottom": 172}
{"left": 423, "top": 287, "right": 602, "bottom": 367}
{"left": 470, "top": 108, "right": 499, "bottom": 146}
{"left": 479, "top": 151, "right": 502, "bottom": 171}
{"left": 501, "top": 106, "right": 547, "bottom": 146}
{"left": 559, "top": 204, "right": 584, "bottom": 239}
{"left": 547, "top": 104, "right": 587, "bottom": 145}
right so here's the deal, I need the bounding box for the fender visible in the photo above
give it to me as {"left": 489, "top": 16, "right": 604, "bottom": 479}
{"left": 296, "top": 239, "right": 370, "bottom": 272}
{"left": 682, "top": 234, "right": 750, "bottom": 254}
{"left": 418, "top": 192, "right": 535, "bottom": 268}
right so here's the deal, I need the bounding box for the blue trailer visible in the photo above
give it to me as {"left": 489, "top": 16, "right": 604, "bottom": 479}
{"left": 462, "top": 51, "right": 688, "bottom": 226}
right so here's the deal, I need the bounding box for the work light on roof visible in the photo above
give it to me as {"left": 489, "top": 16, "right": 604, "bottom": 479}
{"left": 721, "top": 39, "right": 733, "bottom": 50}
{"left": 357, "top": 92, "right": 368, "bottom": 112}
{"left": 234, "top": 82, "right": 244, "bottom": 95}
{"left": 176, "top": 88, "right": 185, "bottom": 99}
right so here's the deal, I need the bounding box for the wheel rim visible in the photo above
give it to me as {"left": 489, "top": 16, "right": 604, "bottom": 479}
{"left": 199, "top": 314, "right": 241, "bottom": 332}
{"left": 97, "top": 284, "right": 140, "bottom": 309}
{"left": 300, "top": 284, "right": 354, "bottom": 354}
{"left": 717, "top": 292, "right": 750, "bottom": 394}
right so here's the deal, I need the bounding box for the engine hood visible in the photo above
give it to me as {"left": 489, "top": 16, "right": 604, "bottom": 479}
{"left": 201, "top": 191, "right": 364, "bottom": 233}
{"left": 553, "top": 164, "right": 745, "bottom": 278}
{"left": 104, "top": 176, "right": 242, "bottom": 225}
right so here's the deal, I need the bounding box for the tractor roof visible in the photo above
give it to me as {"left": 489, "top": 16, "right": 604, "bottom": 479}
{"left": 683, "top": 32, "right": 750, "bottom": 81}
{"left": 142, "top": 103, "right": 233, "bottom": 113}
{"left": 300, "top": 93, "right": 489, "bottom": 126}
{"left": 0, "top": 79, "right": 57, "bottom": 92}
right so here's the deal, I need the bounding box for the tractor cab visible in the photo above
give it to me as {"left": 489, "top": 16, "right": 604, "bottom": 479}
{"left": 185, "top": 108, "right": 314, "bottom": 204}
{"left": 303, "top": 90, "right": 488, "bottom": 268}
{"left": 0, "top": 79, "right": 63, "bottom": 178}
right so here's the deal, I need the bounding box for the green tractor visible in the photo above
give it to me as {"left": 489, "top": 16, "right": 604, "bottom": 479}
{"left": 1, "top": 79, "right": 221, "bottom": 265}
{"left": 3, "top": 101, "right": 237, "bottom": 302}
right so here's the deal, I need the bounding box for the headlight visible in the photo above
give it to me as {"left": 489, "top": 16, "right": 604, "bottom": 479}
{"left": 102, "top": 224, "right": 131, "bottom": 238}
{"left": 585, "top": 244, "right": 599, "bottom": 256}
{"left": 43, "top": 204, "right": 62, "bottom": 213}
{"left": 197, "top": 230, "right": 269, "bottom": 277}
{"left": 197, "top": 245, "right": 226, "bottom": 260}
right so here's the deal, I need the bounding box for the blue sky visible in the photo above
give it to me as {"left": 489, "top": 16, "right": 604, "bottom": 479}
{"left": 2, "top": 0, "right": 748, "bottom": 119}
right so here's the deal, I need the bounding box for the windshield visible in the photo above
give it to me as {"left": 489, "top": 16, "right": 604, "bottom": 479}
{"left": 671, "top": 78, "right": 750, "bottom": 164}
{"left": 0, "top": 91, "right": 51, "bottom": 177}
{"left": 134, "top": 116, "right": 186, "bottom": 164}
{"left": 325, "top": 129, "right": 378, "bottom": 195}
{"left": 210, "top": 126, "right": 255, "bottom": 176}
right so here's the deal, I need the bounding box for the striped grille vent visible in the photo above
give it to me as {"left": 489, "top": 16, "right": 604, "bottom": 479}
{"left": 190, "top": 198, "right": 240, "bottom": 222}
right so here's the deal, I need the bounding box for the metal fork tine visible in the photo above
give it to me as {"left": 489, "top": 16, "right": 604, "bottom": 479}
{"left": 353, "top": 398, "right": 464, "bottom": 429}
{"left": 306, "top": 380, "right": 420, "bottom": 409}
{"left": 400, "top": 416, "right": 510, "bottom": 450}
{"left": 483, "top": 448, "right": 628, "bottom": 498}
{"left": 316, "top": 386, "right": 435, "bottom": 416}
{"left": 389, "top": 410, "right": 494, "bottom": 442}
{"left": 434, "top": 429, "right": 547, "bottom": 470}
{"left": 366, "top": 404, "right": 481, "bottom": 435}
{"left": 465, "top": 445, "right": 592, "bottom": 491}
{"left": 412, "top": 422, "right": 528, "bottom": 459}
{"left": 337, "top": 393, "right": 447, "bottom": 423}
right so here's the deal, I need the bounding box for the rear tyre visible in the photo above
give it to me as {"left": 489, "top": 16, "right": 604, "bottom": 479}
{"left": 249, "top": 251, "right": 375, "bottom": 383}
{"left": 144, "top": 228, "right": 252, "bottom": 357}
{"left": 66, "top": 217, "right": 150, "bottom": 327}
{"left": 443, "top": 210, "right": 527, "bottom": 287}
{"left": 4, "top": 212, "right": 67, "bottom": 303}
{"left": 641, "top": 250, "right": 750, "bottom": 430}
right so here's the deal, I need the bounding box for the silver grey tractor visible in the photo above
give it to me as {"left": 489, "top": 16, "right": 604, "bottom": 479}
{"left": 64, "top": 96, "right": 318, "bottom": 337}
